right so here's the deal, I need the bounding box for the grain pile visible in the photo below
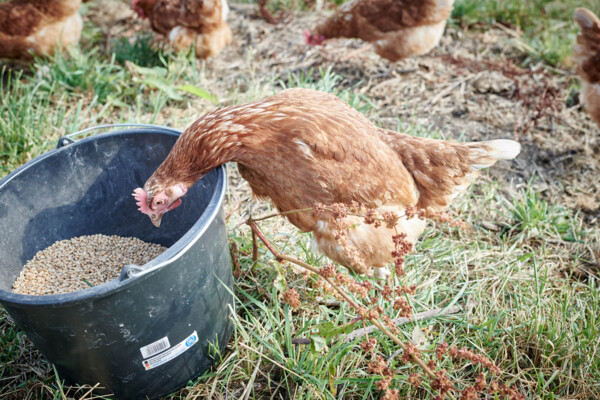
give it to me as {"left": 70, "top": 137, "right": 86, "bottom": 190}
{"left": 12, "top": 234, "right": 167, "bottom": 296}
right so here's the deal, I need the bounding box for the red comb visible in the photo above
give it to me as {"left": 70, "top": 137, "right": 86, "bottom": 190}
{"left": 304, "top": 29, "right": 325, "bottom": 45}
{"left": 132, "top": 188, "right": 152, "bottom": 215}
{"left": 131, "top": 0, "right": 146, "bottom": 18}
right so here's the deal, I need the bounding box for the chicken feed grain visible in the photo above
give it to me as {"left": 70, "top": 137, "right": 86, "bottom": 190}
{"left": 12, "top": 234, "right": 167, "bottom": 295}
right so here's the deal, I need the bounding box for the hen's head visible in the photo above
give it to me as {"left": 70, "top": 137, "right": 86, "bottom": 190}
{"left": 132, "top": 180, "right": 188, "bottom": 227}
{"left": 304, "top": 29, "right": 325, "bottom": 45}
{"left": 131, "top": 0, "right": 147, "bottom": 18}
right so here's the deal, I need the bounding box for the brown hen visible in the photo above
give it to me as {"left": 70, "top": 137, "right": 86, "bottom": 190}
{"left": 305, "top": 0, "right": 454, "bottom": 63}
{"left": 133, "top": 88, "right": 520, "bottom": 277}
{"left": 573, "top": 7, "right": 600, "bottom": 127}
{"left": 132, "top": 0, "right": 231, "bottom": 58}
{"left": 0, "top": 0, "right": 83, "bottom": 60}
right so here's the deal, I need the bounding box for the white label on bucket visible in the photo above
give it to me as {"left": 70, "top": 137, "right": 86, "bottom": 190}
{"left": 142, "top": 331, "right": 199, "bottom": 371}
{"left": 140, "top": 336, "right": 171, "bottom": 359}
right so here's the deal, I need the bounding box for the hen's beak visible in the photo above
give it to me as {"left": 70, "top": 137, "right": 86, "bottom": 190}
{"left": 150, "top": 213, "right": 163, "bottom": 228}
{"left": 149, "top": 198, "right": 182, "bottom": 228}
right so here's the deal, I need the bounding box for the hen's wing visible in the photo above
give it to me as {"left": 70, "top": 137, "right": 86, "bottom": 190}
{"left": 312, "top": 0, "right": 453, "bottom": 42}
{"left": 377, "top": 129, "right": 520, "bottom": 210}
{"left": 228, "top": 89, "right": 419, "bottom": 231}
{"left": 0, "top": 0, "right": 82, "bottom": 59}
{"left": 149, "top": 0, "right": 226, "bottom": 35}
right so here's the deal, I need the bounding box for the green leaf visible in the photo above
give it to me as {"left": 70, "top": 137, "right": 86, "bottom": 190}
{"left": 310, "top": 336, "right": 328, "bottom": 353}
{"left": 313, "top": 320, "right": 358, "bottom": 339}
{"left": 272, "top": 262, "right": 287, "bottom": 293}
{"left": 141, "top": 75, "right": 183, "bottom": 101}
{"left": 328, "top": 362, "right": 336, "bottom": 396}
{"left": 178, "top": 84, "right": 219, "bottom": 105}
{"left": 129, "top": 63, "right": 168, "bottom": 77}
{"left": 127, "top": 62, "right": 182, "bottom": 100}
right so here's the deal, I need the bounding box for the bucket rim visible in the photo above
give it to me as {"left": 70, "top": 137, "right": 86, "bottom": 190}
{"left": 0, "top": 126, "right": 227, "bottom": 306}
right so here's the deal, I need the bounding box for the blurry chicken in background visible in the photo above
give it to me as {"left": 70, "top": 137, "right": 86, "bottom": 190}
{"left": 133, "top": 88, "right": 520, "bottom": 278}
{"left": 131, "top": 0, "right": 232, "bottom": 59}
{"left": 573, "top": 7, "right": 600, "bottom": 127}
{"left": 0, "top": 0, "right": 84, "bottom": 60}
{"left": 304, "top": 0, "right": 454, "bottom": 72}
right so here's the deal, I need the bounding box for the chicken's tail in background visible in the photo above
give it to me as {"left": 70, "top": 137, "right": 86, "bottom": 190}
{"left": 377, "top": 130, "right": 520, "bottom": 210}
{"left": 573, "top": 8, "right": 600, "bottom": 85}
{"left": 573, "top": 8, "right": 600, "bottom": 126}
{"left": 305, "top": 0, "right": 365, "bottom": 44}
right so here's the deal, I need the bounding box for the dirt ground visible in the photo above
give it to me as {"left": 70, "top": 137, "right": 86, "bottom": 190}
{"left": 88, "top": 1, "right": 599, "bottom": 238}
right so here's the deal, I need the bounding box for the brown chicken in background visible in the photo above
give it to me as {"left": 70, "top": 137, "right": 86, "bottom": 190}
{"left": 305, "top": 0, "right": 454, "bottom": 64}
{"left": 0, "top": 0, "right": 84, "bottom": 60}
{"left": 133, "top": 88, "right": 520, "bottom": 277}
{"left": 131, "top": 0, "right": 232, "bottom": 58}
{"left": 573, "top": 7, "right": 600, "bottom": 127}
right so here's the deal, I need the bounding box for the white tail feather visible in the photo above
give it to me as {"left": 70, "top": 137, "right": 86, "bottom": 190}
{"left": 483, "top": 139, "right": 521, "bottom": 160}
{"left": 467, "top": 139, "right": 521, "bottom": 171}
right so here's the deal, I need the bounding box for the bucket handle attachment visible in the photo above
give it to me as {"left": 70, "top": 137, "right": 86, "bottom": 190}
{"left": 56, "top": 124, "right": 181, "bottom": 149}
{"left": 119, "top": 264, "right": 145, "bottom": 281}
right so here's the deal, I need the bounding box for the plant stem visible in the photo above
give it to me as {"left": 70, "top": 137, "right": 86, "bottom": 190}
{"left": 343, "top": 301, "right": 478, "bottom": 342}
{"left": 236, "top": 208, "right": 314, "bottom": 229}
{"left": 237, "top": 205, "right": 410, "bottom": 230}
{"left": 251, "top": 227, "right": 258, "bottom": 261}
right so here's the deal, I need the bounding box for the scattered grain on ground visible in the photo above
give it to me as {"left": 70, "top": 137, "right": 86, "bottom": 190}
{"left": 12, "top": 234, "right": 167, "bottom": 296}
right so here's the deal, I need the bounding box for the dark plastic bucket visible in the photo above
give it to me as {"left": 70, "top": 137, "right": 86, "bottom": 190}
{"left": 0, "top": 125, "right": 233, "bottom": 399}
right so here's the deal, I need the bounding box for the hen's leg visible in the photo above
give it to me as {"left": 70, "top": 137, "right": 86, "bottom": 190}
{"left": 370, "top": 61, "right": 398, "bottom": 79}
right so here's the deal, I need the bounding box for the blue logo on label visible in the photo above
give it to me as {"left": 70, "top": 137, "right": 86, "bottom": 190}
{"left": 185, "top": 335, "right": 197, "bottom": 347}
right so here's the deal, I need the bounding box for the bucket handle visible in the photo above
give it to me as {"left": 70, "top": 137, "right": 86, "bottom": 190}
{"left": 56, "top": 124, "right": 181, "bottom": 149}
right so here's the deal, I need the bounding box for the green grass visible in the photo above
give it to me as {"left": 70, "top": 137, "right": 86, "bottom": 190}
{"left": 278, "top": 67, "right": 375, "bottom": 114}
{"left": 110, "top": 31, "right": 166, "bottom": 68}
{"left": 451, "top": 0, "right": 600, "bottom": 67}
{"left": 1, "top": 2, "right": 600, "bottom": 399}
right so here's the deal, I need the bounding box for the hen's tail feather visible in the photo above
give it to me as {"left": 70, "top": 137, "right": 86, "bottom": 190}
{"left": 466, "top": 139, "right": 521, "bottom": 170}
{"left": 448, "top": 139, "right": 520, "bottom": 201}
{"left": 377, "top": 129, "right": 520, "bottom": 210}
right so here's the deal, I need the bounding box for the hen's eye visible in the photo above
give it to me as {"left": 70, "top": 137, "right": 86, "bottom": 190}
{"left": 155, "top": 200, "right": 164, "bottom": 206}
